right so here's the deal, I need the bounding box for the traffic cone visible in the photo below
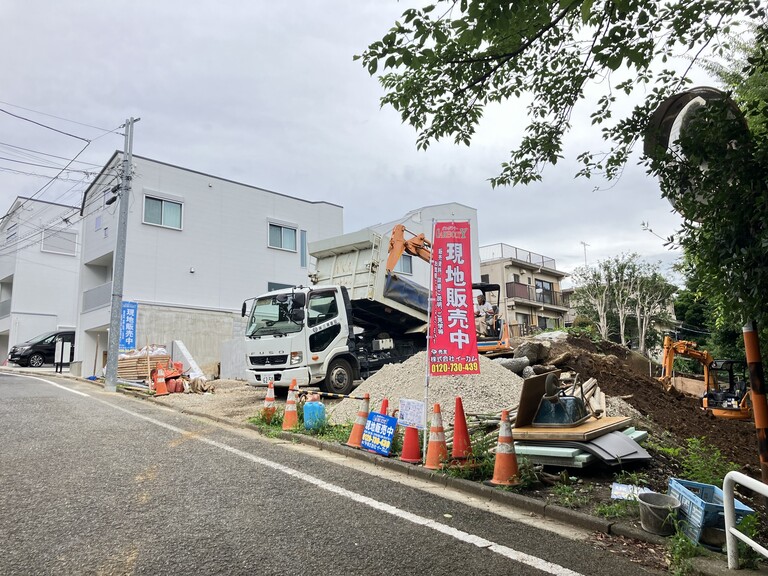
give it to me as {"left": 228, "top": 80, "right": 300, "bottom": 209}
{"left": 424, "top": 404, "right": 448, "bottom": 470}
{"left": 345, "top": 393, "right": 370, "bottom": 448}
{"left": 379, "top": 397, "right": 389, "bottom": 416}
{"left": 400, "top": 426, "right": 421, "bottom": 463}
{"left": 154, "top": 363, "right": 169, "bottom": 396}
{"left": 451, "top": 396, "right": 472, "bottom": 462}
{"left": 262, "top": 382, "right": 276, "bottom": 424}
{"left": 484, "top": 410, "right": 520, "bottom": 487}
{"left": 282, "top": 381, "right": 299, "bottom": 430}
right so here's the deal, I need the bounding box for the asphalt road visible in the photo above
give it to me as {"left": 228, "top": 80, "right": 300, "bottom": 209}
{"left": 0, "top": 372, "right": 664, "bottom": 575}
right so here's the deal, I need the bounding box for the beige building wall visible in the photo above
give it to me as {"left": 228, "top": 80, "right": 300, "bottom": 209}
{"left": 480, "top": 244, "right": 569, "bottom": 337}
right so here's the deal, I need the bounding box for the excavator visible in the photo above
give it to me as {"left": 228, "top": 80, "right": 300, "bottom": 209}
{"left": 385, "top": 223, "right": 514, "bottom": 357}
{"left": 658, "top": 335, "right": 751, "bottom": 420}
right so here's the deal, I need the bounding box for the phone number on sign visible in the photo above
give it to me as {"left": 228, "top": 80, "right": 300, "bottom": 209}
{"left": 430, "top": 362, "right": 479, "bottom": 374}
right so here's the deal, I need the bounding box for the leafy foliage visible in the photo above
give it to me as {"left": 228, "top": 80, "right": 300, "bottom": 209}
{"left": 681, "top": 437, "right": 739, "bottom": 486}
{"left": 360, "top": 1, "right": 768, "bottom": 332}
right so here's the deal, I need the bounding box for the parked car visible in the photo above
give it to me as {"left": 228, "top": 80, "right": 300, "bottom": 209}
{"left": 8, "top": 330, "right": 75, "bottom": 367}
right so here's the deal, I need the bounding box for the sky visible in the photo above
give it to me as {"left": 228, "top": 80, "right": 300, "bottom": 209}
{"left": 1, "top": 1, "right": 712, "bottom": 282}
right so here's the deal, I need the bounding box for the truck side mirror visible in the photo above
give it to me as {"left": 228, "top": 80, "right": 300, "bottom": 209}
{"left": 289, "top": 309, "right": 305, "bottom": 322}
{"left": 292, "top": 292, "right": 306, "bottom": 308}
{"left": 241, "top": 302, "right": 247, "bottom": 317}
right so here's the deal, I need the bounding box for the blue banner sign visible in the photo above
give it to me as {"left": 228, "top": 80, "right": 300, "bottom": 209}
{"left": 361, "top": 412, "right": 398, "bottom": 456}
{"left": 120, "top": 301, "right": 138, "bottom": 351}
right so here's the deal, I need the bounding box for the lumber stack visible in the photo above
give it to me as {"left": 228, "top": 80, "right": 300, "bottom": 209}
{"left": 117, "top": 354, "right": 170, "bottom": 380}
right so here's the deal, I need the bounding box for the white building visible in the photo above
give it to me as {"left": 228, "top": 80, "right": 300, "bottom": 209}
{"left": 77, "top": 152, "right": 343, "bottom": 377}
{"left": 0, "top": 197, "right": 81, "bottom": 354}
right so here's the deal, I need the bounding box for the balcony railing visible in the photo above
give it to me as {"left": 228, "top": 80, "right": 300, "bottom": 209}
{"left": 82, "top": 281, "right": 112, "bottom": 313}
{"left": 505, "top": 282, "right": 567, "bottom": 308}
{"left": 480, "top": 243, "right": 557, "bottom": 270}
{"left": 0, "top": 298, "right": 10, "bottom": 319}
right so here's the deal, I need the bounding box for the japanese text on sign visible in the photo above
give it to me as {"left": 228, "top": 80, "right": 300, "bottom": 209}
{"left": 360, "top": 412, "right": 399, "bottom": 456}
{"left": 120, "top": 301, "right": 138, "bottom": 351}
{"left": 429, "top": 222, "right": 480, "bottom": 376}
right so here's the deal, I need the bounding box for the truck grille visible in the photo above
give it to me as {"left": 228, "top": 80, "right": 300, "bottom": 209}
{"left": 249, "top": 355, "right": 288, "bottom": 366}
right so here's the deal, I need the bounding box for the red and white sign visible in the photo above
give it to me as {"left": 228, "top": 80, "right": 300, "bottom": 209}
{"left": 428, "top": 221, "right": 480, "bottom": 376}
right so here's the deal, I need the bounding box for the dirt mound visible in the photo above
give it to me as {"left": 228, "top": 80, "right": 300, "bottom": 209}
{"left": 559, "top": 336, "right": 758, "bottom": 473}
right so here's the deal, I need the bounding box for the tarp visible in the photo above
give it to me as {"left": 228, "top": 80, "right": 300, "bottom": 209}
{"left": 383, "top": 272, "right": 429, "bottom": 315}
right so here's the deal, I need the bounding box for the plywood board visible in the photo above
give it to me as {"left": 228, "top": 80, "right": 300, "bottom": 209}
{"left": 511, "top": 416, "right": 631, "bottom": 441}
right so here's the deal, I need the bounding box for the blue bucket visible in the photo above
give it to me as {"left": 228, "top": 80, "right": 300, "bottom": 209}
{"left": 304, "top": 401, "right": 326, "bottom": 430}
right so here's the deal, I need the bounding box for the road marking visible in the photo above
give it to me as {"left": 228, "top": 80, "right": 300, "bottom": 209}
{"left": 25, "top": 375, "right": 585, "bottom": 575}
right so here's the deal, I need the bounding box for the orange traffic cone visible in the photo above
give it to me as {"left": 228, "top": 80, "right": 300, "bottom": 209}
{"left": 345, "top": 393, "right": 370, "bottom": 448}
{"left": 262, "top": 382, "right": 276, "bottom": 424}
{"left": 379, "top": 397, "right": 389, "bottom": 416}
{"left": 451, "top": 396, "right": 472, "bottom": 462}
{"left": 400, "top": 426, "right": 421, "bottom": 463}
{"left": 282, "top": 381, "right": 299, "bottom": 430}
{"left": 484, "top": 410, "right": 520, "bottom": 487}
{"left": 154, "top": 363, "right": 169, "bottom": 396}
{"left": 424, "top": 404, "right": 448, "bottom": 470}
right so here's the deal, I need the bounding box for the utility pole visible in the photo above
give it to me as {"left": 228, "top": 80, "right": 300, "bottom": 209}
{"left": 104, "top": 117, "right": 139, "bottom": 392}
{"left": 580, "top": 241, "right": 589, "bottom": 266}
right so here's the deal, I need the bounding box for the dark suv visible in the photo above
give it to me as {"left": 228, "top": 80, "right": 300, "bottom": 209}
{"left": 8, "top": 330, "right": 75, "bottom": 367}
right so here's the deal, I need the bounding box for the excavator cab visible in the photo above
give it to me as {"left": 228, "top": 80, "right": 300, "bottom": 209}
{"left": 702, "top": 360, "right": 752, "bottom": 420}
{"left": 473, "top": 282, "right": 513, "bottom": 357}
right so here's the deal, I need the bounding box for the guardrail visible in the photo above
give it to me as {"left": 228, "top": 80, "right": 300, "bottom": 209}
{"left": 724, "top": 470, "right": 768, "bottom": 569}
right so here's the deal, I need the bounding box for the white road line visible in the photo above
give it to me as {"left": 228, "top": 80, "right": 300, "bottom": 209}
{"left": 26, "top": 375, "right": 585, "bottom": 576}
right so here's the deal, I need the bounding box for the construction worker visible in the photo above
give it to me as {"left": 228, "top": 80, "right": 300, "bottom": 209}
{"left": 474, "top": 295, "right": 494, "bottom": 337}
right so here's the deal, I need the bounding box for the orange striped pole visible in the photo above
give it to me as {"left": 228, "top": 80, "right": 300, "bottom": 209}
{"left": 743, "top": 321, "right": 768, "bottom": 483}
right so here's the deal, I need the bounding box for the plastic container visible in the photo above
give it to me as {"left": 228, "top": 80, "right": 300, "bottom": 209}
{"left": 304, "top": 401, "right": 326, "bottom": 431}
{"left": 638, "top": 492, "right": 681, "bottom": 536}
{"left": 668, "top": 478, "right": 754, "bottom": 543}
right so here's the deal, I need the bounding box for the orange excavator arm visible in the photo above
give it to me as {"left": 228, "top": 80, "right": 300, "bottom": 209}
{"left": 386, "top": 224, "right": 432, "bottom": 273}
{"left": 659, "top": 335, "right": 716, "bottom": 391}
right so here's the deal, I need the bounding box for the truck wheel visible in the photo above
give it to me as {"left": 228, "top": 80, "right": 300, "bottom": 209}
{"left": 321, "top": 358, "right": 354, "bottom": 396}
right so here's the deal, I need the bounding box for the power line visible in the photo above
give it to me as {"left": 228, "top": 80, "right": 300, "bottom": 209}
{"left": 0, "top": 108, "right": 91, "bottom": 143}
{"left": 0, "top": 155, "right": 95, "bottom": 175}
{"left": 0, "top": 141, "right": 104, "bottom": 167}
{"left": 0, "top": 100, "right": 113, "bottom": 133}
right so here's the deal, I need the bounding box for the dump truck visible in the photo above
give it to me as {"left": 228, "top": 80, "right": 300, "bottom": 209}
{"left": 241, "top": 228, "right": 429, "bottom": 395}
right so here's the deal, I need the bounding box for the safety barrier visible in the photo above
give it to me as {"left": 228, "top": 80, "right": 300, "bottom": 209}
{"left": 724, "top": 470, "right": 768, "bottom": 569}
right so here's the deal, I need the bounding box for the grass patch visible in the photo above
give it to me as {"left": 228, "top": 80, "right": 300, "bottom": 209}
{"left": 594, "top": 499, "right": 639, "bottom": 519}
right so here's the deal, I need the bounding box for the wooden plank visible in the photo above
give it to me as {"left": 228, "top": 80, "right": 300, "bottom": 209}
{"left": 511, "top": 416, "right": 632, "bottom": 441}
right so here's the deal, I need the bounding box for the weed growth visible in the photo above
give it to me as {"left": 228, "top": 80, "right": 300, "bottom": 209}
{"left": 666, "top": 520, "right": 699, "bottom": 576}
{"left": 681, "top": 437, "right": 739, "bottom": 485}
{"left": 594, "top": 499, "right": 639, "bottom": 519}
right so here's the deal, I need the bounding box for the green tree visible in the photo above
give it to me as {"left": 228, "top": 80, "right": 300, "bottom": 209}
{"left": 359, "top": 1, "right": 768, "bottom": 329}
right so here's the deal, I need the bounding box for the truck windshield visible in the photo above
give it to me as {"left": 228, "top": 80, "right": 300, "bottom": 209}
{"left": 246, "top": 294, "right": 303, "bottom": 338}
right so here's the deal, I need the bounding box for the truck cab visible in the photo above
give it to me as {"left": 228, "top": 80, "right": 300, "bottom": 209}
{"left": 243, "top": 286, "right": 359, "bottom": 394}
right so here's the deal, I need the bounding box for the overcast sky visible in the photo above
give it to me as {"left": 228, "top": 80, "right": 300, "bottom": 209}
{"left": 2, "top": 1, "right": 713, "bottom": 281}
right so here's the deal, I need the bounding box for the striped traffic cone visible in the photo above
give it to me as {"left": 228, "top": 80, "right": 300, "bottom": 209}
{"left": 262, "top": 382, "right": 276, "bottom": 424}
{"left": 484, "top": 410, "right": 520, "bottom": 487}
{"left": 451, "top": 396, "right": 472, "bottom": 462}
{"left": 424, "top": 404, "right": 448, "bottom": 470}
{"left": 345, "top": 393, "right": 370, "bottom": 448}
{"left": 379, "top": 397, "right": 389, "bottom": 416}
{"left": 282, "top": 381, "right": 299, "bottom": 430}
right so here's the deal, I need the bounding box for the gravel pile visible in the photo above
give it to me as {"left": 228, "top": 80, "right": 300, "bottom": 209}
{"left": 327, "top": 351, "right": 524, "bottom": 427}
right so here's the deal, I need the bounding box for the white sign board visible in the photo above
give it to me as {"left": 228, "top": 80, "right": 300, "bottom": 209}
{"left": 398, "top": 398, "right": 426, "bottom": 429}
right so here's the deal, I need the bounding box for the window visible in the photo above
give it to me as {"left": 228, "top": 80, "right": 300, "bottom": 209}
{"left": 535, "top": 279, "right": 554, "bottom": 304}
{"left": 300, "top": 230, "right": 308, "bottom": 268}
{"left": 41, "top": 229, "right": 77, "bottom": 256}
{"left": 144, "top": 196, "right": 182, "bottom": 229}
{"left": 393, "top": 254, "right": 413, "bottom": 275}
{"left": 268, "top": 223, "right": 297, "bottom": 251}
{"left": 6, "top": 223, "right": 17, "bottom": 244}
{"left": 480, "top": 274, "right": 489, "bottom": 284}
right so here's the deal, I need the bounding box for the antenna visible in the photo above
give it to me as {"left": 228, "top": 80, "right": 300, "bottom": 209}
{"left": 580, "top": 241, "right": 590, "bottom": 266}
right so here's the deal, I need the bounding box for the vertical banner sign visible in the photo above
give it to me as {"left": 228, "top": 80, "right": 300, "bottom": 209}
{"left": 429, "top": 221, "right": 480, "bottom": 376}
{"left": 120, "top": 301, "right": 138, "bottom": 351}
